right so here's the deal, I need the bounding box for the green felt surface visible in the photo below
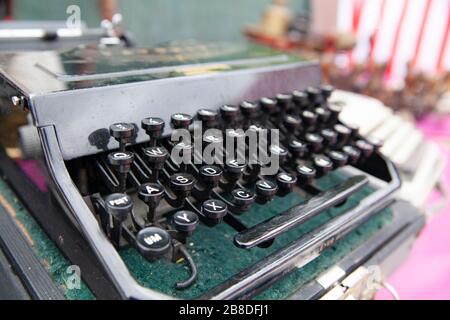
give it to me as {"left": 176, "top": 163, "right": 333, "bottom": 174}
{"left": 0, "top": 179, "right": 94, "bottom": 300}
{"left": 255, "top": 209, "right": 391, "bottom": 299}
{"left": 0, "top": 172, "right": 393, "bottom": 300}
{"left": 120, "top": 173, "right": 393, "bottom": 299}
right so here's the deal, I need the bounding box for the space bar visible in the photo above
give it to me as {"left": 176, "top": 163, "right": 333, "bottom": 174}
{"left": 234, "top": 175, "right": 368, "bottom": 249}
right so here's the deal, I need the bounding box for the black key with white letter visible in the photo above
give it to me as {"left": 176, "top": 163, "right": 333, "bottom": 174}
{"left": 107, "top": 151, "right": 134, "bottom": 192}
{"left": 104, "top": 193, "right": 133, "bottom": 246}
{"left": 141, "top": 117, "right": 165, "bottom": 146}
{"left": 276, "top": 172, "right": 297, "bottom": 195}
{"left": 171, "top": 113, "right": 193, "bottom": 130}
{"left": 143, "top": 146, "right": 169, "bottom": 181}
{"left": 255, "top": 179, "right": 278, "bottom": 204}
{"left": 138, "top": 183, "right": 165, "bottom": 223}
{"left": 172, "top": 211, "right": 199, "bottom": 241}
{"left": 202, "top": 199, "right": 228, "bottom": 226}
{"left": 110, "top": 123, "right": 135, "bottom": 152}
{"left": 136, "top": 227, "right": 171, "bottom": 261}
{"left": 231, "top": 188, "right": 256, "bottom": 214}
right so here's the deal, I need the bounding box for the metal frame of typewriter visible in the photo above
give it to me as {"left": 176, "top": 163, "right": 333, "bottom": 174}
{"left": 1, "top": 52, "right": 402, "bottom": 299}
{"left": 39, "top": 125, "right": 401, "bottom": 300}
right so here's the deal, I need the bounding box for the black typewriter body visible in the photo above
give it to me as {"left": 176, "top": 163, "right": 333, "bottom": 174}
{"left": 0, "top": 42, "right": 412, "bottom": 300}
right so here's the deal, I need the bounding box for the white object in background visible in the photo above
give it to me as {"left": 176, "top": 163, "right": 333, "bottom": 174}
{"left": 331, "top": 90, "right": 391, "bottom": 135}
{"left": 399, "top": 142, "right": 444, "bottom": 210}
{"left": 332, "top": 89, "right": 446, "bottom": 210}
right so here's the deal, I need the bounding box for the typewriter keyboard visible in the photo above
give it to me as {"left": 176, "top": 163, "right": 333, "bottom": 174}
{"left": 67, "top": 85, "right": 382, "bottom": 294}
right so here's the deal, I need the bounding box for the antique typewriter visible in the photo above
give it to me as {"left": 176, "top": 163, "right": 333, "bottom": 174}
{"left": 0, "top": 42, "right": 424, "bottom": 300}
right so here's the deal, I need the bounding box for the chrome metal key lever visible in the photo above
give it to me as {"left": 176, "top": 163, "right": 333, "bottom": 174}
{"left": 234, "top": 175, "right": 368, "bottom": 248}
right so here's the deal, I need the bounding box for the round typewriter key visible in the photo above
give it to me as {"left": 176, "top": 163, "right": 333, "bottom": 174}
{"left": 197, "top": 109, "right": 218, "bottom": 127}
{"left": 199, "top": 165, "right": 223, "bottom": 185}
{"left": 170, "top": 173, "right": 195, "bottom": 192}
{"left": 143, "top": 147, "right": 168, "bottom": 180}
{"left": 306, "top": 87, "right": 322, "bottom": 106}
{"left": 283, "top": 115, "right": 302, "bottom": 132}
{"left": 107, "top": 151, "right": 134, "bottom": 170}
{"left": 276, "top": 172, "right": 297, "bottom": 192}
{"left": 313, "top": 155, "right": 333, "bottom": 176}
{"left": 328, "top": 103, "right": 342, "bottom": 123}
{"left": 202, "top": 199, "right": 227, "bottom": 226}
{"left": 144, "top": 146, "right": 168, "bottom": 163}
{"left": 292, "top": 90, "right": 308, "bottom": 108}
{"left": 342, "top": 145, "right": 361, "bottom": 165}
{"left": 138, "top": 183, "right": 164, "bottom": 203}
{"left": 296, "top": 164, "right": 316, "bottom": 185}
{"left": 255, "top": 180, "right": 278, "bottom": 200}
{"left": 225, "top": 159, "right": 246, "bottom": 174}
{"left": 104, "top": 193, "right": 133, "bottom": 222}
{"left": 110, "top": 122, "right": 135, "bottom": 151}
{"left": 231, "top": 188, "right": 256, "bottom": 208}
{"left": 334, "top": 124, "right": 352, "bottom": 146}
{"left": 276, "top": 93, "right": 293, "bottom": 110}
{"left": 301, "top": 110, "right": 318, "bottom": 129}
{"left": 225, "top": 160, "right": 246, "bottom": 183}
{"left": 107, "top": 151, "right": 134, "bottom": 191}
{"left": 327, "top": 150, "right": 349, "bottom": 168}
{"left": 315, "top": 107, "right": 331, "bottom": 124}
{"left": 141, "top": 117, "right": 165, "bottom": 135}
{"left": 171, "top": 113, "right": 193, "bottom": 129}
{"left": 355, "top": 139, "right": 374, "bottom": 158}
{"left": 136, "top": 227, "right": 171, "bottom": 260}
{"left": 260, "top": 97, "right": 277, "bottom": 114}
{"left": 138, "top": 183, "right": 164, "bottom": 221}
{"left": 197, "top": 108, "right": 218, "bottom": 122}
{"left": 109, "top": 123, "right": 135, "bottom": 140}
{"left": 321, "top": 128, "right": 338, "bottom": 147}
{"left": 142, "top": 118, "right": 165, "bottom": 145}
{"left": 305, "top": 133, "right": 324, "bottom": 153}
{"left": 239, "top": 101, "right": 259, "bottom": 119}
{"left": 288, "top": 139, "right": 308, "bottom": 158}
{"left": 202, "top": 199, "right": 228, "bottom": 220}
{"left": 220, "top": 105, "right": 239, "bottom": 123}
{"left": 172, "top": 210, "right": 199, "bottom": 233}
{"left": 320, "top": 84, "right": 334, "bottom": 100}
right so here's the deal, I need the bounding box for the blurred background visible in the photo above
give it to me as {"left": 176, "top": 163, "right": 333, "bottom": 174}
{"left": 2, "top": 0, "right": 307, "bottom": 44}
{"left": 1, "top": 0, "right": 449, "bottom": 300}
{"left": 1, "top": 0, "right": 448, "bottom": 116}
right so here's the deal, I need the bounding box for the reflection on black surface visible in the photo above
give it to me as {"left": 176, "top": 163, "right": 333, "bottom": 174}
{"left": 0, "top": 41, "right": 301, "bottom": 93}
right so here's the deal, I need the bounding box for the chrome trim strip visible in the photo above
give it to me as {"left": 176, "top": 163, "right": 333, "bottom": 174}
{"left": 38, "top": 125, "right": 173, "bottom": 300}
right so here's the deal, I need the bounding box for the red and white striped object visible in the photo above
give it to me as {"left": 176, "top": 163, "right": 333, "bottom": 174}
{"left": 333, "top": 0, "right": 450, "bottom": 82}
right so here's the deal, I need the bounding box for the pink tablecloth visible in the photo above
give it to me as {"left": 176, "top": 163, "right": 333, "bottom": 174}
{"left": 377, "top": 115, "right": 450, "bottom": 300}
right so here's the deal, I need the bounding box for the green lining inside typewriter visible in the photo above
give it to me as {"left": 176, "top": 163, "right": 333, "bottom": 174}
{"left": 119, "top": 172, "right": 392, "bottom": 299}
{"left": 0, "top": 179, "right": 94, "bottom": 300}
{"left": 0, "top": 172, "right": 392, "bottom": 300}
